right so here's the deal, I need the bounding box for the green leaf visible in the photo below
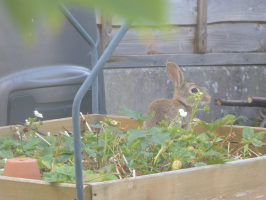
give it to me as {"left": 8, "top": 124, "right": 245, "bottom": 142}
{"left": 57, "top": 152, "right": 74, "bottom": 162}
{"left": 31, "top": 156, "right": 46, "bottom": 169}
{"left": 167, "top": 125, "right": 185, "bottom": 137}
{"left": 90, "top": 124, "right": 103, "bottom": 129}
{"left": 42, "top": 171, "right": 58, "bottom": 182}
{"left": 145, "top": 128, "right": 171, "bottom": 145}
{"left": 242, "top": 127, "right": 254, "bottom": 141}
{"left": 252, "top": 139, "right": 264, "bottom": 147}
{"left": 127, "top": 129, "right": 149, "bottom": 143}
{"left": 41, "top": 155, "right": 54, "bottom": 169}
{"left": 2, "top": 0, "right": 166, "bottom": 42}
{"left": 206, "top": 157, "right": 225, "bottom": 165}
{"left": 210, "top": 146, "right": 227, "bottom": 154}
{"left": 39, "top": 145, "right": 57, "bottom": 156}
{"left": 244, "top": 144, "right": 249, "bottom": 152}
{"left": 194, "top": 162, "right": 207, "bottom": 167}
{"left": 255, "top": 132, "right": 266, "bottom": 140}
{"left": 128, "top": 159, "right": 139, "bottom": 169}
{"left": 0, "top": 150, "right": 14, "bottom": 159}
{"left": 216, "top": 137, "right": 223, "bottom": 142}
{"left": 23, "top": 138, "right": 40, "bottom": 151}
{"left": 197, "top": 133, "right": 208, "bottom": 142}
{"left": 58, "top": 166, "right": 75, "bottom": 177}
{"left": 82, "top": 147, "right": 97, "bottom": 158}
{"left": 0, "top": 140, "right": 11, "bottom": 151}
{"left": 198, "top": 115, "right": 236, "bottom": 133}
{"left": 120, "top": 105, "right": 155, "bottom": 124}
{"left": 201, "top": 151, "right": 220, "bottom": 158}
{"left": 240, "top": 140, "right": 252, "bottom": 145}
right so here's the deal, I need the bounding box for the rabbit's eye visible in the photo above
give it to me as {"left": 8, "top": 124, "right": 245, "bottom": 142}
{"left": 191, "top": 88, "right": 198, "bottom": 93}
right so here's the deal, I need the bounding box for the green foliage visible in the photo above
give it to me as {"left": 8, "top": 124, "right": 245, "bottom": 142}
{"left": 1, "top": 97, "right": 265, "bottom": 184}
{"left": 241, "top": 127, "right": 266, "bottom": 147}
{"left": 197, "top": 115, "right": 245, "bottom": 133}
{"left": 120, "top": 105, "right": 155, "bottom": 127}
{"left": 206, "top": 157, "right": 225, "bottom": 165}
{"left": 2, "top": 0, "right": 166, "bottom": 41}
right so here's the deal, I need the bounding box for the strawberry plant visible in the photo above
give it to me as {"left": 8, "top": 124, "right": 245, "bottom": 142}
{"left": 0, "top": 93, "right": 266, "bottom": 183}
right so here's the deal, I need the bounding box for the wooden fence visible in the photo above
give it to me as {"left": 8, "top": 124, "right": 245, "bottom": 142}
{"left": 96, "top": 0, "right": 266, "bottom": 68}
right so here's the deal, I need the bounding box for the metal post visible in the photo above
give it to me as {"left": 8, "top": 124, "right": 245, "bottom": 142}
{"left": 60, "top": 5, "right": 99, "bottom": 114}
{"left": 72, "top": 20, "right": 131, "bottom": 200}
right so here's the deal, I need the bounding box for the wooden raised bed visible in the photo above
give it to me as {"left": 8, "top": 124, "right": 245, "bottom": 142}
{"left": 1, "top": 115, "right": 266, "bottom": 200}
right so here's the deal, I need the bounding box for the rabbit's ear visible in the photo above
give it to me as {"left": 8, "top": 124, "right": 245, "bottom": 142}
{"left": 166, "top": 60, "right": 185, "bottom": 88}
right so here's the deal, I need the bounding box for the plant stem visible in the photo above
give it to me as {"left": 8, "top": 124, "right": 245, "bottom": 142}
{"left": 52, "top": 133, "right": 64, "bottom": 170}
{"left": 220, "top": 124, "right": 233, "bottom": 147}
{"left": 152, "top": 142, "right": 155, "bottom": 170}
{"left": 131, "top": 150, "right": 141, "bottom": 172}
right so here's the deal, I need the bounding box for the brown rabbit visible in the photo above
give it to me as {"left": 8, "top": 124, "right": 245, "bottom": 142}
{"left": 143, "top": 60, "right": 211, "bottom": 129}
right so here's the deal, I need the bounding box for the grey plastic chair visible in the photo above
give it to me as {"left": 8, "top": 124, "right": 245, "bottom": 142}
{"left": 0, "top": 6, "right": 106, "bottom": 126}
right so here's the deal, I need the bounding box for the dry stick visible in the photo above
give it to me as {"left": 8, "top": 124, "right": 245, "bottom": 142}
{"left": 62, "top": 126, "right": 73, "bottom": 135}
{"left": 215, "top": 98, "right": 255, "bottom": 107}
{"left": 60, "top": 131, "right": 70, "bottom": 137}
{"left": 247, "top": 96, "right": 266, "bottom": 104}
{"left": 215, "top": 98, "right": 266, "bottom": 108}
{"left": 52, "top": 133, "right": 64, "bottom": 170}
{"left": 36, "top": 131, "right": 74, "bottom": 165}
{"left": 80, "top": 112, "right": 92, "bottom": 132}
{"left": 248, "top": 148, "right": 260, "bottom": 157}
{"left": 36, "top": 133, "right": 51, "bottom": 145}
{"left": 118, "top": 146, "right": 132, "bottom": 173}
{"left": 115, "top": 167, "right": 122, "bottom": 179}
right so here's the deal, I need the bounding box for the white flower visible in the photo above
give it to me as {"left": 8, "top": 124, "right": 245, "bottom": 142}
{"left": 110, "top": 120, "right": 118, "bottom": 125}
{"left": 25, "top": 119, "right": 30, "bottom": 125}
{"left": 34, "top": 110, "right": 43, "bottom": 118}
{"left": 179, "top": 109, "right": 187, "bottom": 117}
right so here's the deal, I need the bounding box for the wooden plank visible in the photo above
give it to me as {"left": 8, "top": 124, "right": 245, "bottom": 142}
{"left": 99, "top": 11, "right": 112, "bottom": 53}
{"left": 0, "top": 176, "right": 91, "bottom": 200}
{"left": 110, "top": 23, "right": 266, "bottom": 56}
{"left": 84, "top": 114, "right": 140, "bottom": 132}
{"left": 207, "top": 23, "right": 266, "bottom": 53}
{"left": 104, "top": 53, "right": 266, "bottom": 68}
{"left": 90, "top": 157, "right": 266, "bottom": 200}
{"left": 0, "top": 117, "right": 83, "bottom": 138}
{"left": 96, "top": 0, "right": 198, "bottom": 26}
{"left": 0, "top": 115, "right": 140, "bottom": 138}
{"left": 97, "top": 0, "right": 266, "bottom": 26}
{"left": 195, "top": 0, "right": 208, "bottom": 53}
{"left": 208, "top": 0, "right": 266, "bottom": 23}
{"left": 110, "top": 26, "right": 196, "bottom": 55}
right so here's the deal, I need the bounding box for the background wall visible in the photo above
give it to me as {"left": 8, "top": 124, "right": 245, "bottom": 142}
{"left": 97, "top": 0, "right": 266, "bottom": 125}
{"left": 104, "top": 66, "right": 266, "bottom": 124}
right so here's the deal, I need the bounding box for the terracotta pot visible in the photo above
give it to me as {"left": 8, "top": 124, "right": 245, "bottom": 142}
{"left": 3, "top": 158, "right": 41, "bottom": 180}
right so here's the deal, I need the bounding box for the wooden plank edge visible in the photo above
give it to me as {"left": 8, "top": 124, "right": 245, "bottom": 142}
{"left": 195, "top": 0, "right": 208, "bottom": 53}
{"left": 105, "top": 53, "right": 266, "bottom": 68}
{"left": 0, "top": 175, "right": 92, "bottom": 200}
{"left": 90, "top": 156, "right": 266, "bottom": 186}
{"left": 89, "top": 156, "right": 266, "bottom": 199}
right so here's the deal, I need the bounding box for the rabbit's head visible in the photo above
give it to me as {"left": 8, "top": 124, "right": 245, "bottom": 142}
{"left": 166, "top": 60, "right": 211, "bottom": 107}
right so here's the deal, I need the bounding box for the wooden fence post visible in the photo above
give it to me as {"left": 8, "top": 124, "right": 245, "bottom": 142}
{"left": 100, "top": 10, "right": 112, "bottom": 53}
{"left": 195, "top": 0, "right": 208, "bottom": 53}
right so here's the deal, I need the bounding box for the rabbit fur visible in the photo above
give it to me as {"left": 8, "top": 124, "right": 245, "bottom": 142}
{"left": 143, "top": 60, "right": 211, "bottom": 129}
